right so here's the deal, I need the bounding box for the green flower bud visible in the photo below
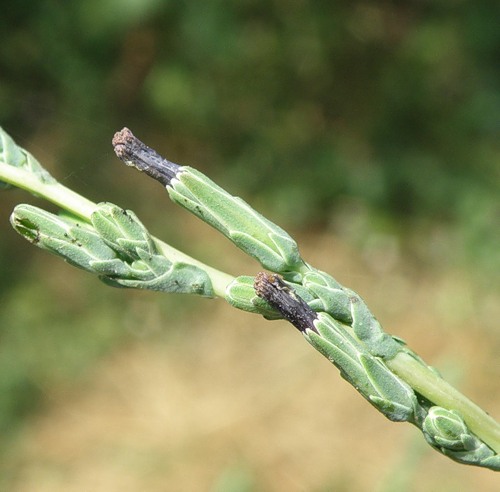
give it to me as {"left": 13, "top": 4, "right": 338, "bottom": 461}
{"left": 91, "top": 202, "right": 156, "bottom": 259}
{"left": 302, "top": 270, "right": 353, "bottom": 324}
{"left": 10, "top": 203, "right": 214, "bottom": 297}
{"left": 10, "top": 204, "right": 116, "bottom": 272}
{"left": 168, "top": 167, "right": 306, "bottom": 277}
{"left": 423, "top": 407, "right": 476, "bottom": 451}
{"left": 422, "top": 406, "right": 500, "bottom": 469}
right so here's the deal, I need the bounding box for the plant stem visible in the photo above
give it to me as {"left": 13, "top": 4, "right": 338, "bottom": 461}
{"left": 153, "top": 240, "right": 234, "bottom": 297}
{"left": 0, "top": 162, "right": 235, "bottom": 297}
{"left": 387, "top": 352, "right": 500, "bottom": 453}
{"left": 0, "top": 163, "right": 97, "bottom": 220}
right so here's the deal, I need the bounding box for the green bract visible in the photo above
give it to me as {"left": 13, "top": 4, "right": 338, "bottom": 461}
{"left": 303, "top": 269, "right": 401, "bottom": 359}
{"left": 302, "top": 270, "right": 353, "bottom": 323}
{"left": 0, "top": 127, "right": 56, "bottom": 189}
{"left": 305, "top": 312, "right": 418, "bottom": 422}
{"left": 91, "top": 202, "right": 157, "bottom": 260}
{"left": 168, "top": 167, "right": 308, "bottom": 280}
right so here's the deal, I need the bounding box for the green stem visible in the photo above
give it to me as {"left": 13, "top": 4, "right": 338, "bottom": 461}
{"left": 1, "top": 163, "right": 97, "bottom": 220}
{"left": 153, "top": 239, "right": 234, "bottom": 297}
{"left": 1, "top": 162, "right": 235, "bottom": 297}
{"left": 387, "top": 352, "right": 500, "bottom": 453}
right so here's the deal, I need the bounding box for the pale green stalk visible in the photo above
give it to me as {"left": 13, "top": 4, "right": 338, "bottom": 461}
{"left": 0, "top": 159, "right": 97, "bottom": 220}
{"left": 388, "top": 352, "right": 500, "bottom": 452}
{"left": 152, "top": 240, "right": 234, "bottom": 296}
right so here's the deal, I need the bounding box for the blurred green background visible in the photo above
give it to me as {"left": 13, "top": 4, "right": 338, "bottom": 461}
{"left": 0, "top": 1, "right": 499, "bottom": 490}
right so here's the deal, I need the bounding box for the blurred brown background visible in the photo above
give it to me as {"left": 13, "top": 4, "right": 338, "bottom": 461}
{"left": 0, "top": 1, "right": 499, "bottom": 490}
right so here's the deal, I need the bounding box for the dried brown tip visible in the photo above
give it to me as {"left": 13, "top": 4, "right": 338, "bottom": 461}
{"left": 112, "top": 127, "right": 134, "bottom": 158}
{"left": 112, "top": 127, "right": 181, "bottom": 186}
{"left": 254, "top": 272, "right": 317, "bottom": 333}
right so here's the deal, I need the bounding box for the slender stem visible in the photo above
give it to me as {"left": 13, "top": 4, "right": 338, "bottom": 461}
{"left": 153, "top": 239, "right": 234, "bottom": 296}
{"left": 0, "top": 163, "right": 97, "bottom": 220}
{"left": 0, "top": 162, "right": 235, "bottom": 298}
{"left": 387, "top": 352, "right": 500, "bottom": 453}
